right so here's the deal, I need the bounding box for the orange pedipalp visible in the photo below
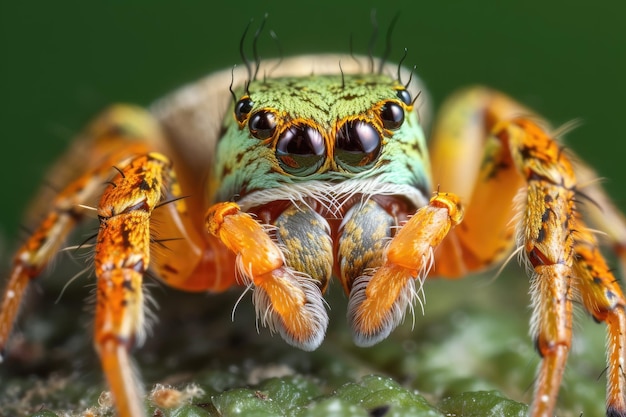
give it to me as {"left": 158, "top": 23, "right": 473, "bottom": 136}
{"left": 205, "top": 201, "right": 328, "bottom": 351}
{"left": 349, "top": 192, "right": 464, "bottom": 345}
{"left": 205, "top": 202, "right": 284, "bottom": 278}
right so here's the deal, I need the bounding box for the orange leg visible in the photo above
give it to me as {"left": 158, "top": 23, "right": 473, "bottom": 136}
{"left": 428, "top": 87, "right": 529, "bottom": 276}
{"left": 429, "top": 88, "right": 626, "bottom": 416}
{"left": 572, "top": 162, "right": 626, "bottom": 415}
{"left": 0, "top": 106, "right": 237, "bottom": 417}
{"left": 574, "top": 225, "right": 626, "bottom": 415}
{"left": 93, "top": 149, "right": 235, "bottom": 417}
{"left": 501, "top": 118, "right": 578, "bottom": 417}
{"left": 0, "top": 105, "right": 157, "bottom": 359}
{"left": 94, "top": 152, "right": 173, "bottom": 417}
{"left": 92, "top": 148, "right": 239, "bottom": 416}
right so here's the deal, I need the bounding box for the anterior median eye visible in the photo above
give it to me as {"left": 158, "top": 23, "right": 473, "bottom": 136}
{"left": 380, "top": 101, "right": 405, "bottom": 130}
{"left": 276, "top": 125, "right": 326, "bottom": 175}
{"left": 249, "top": 110, "right": 277, "bottom": 139}
{"left": 335, "top": 120, "right": 381, "bottom": 169}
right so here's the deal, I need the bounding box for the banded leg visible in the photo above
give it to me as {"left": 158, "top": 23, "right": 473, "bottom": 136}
{"left": 502, "top": 120, "right": 626, "bottom": 417}
{"left": 94, "top": 152, "right": 179, "bottom": 417}
{"left": 574, "top": 225, "right": 626, "bottom": 416}
{"left": 493, "top": 116, "right": 626, "bottom": 417}
{"left": 0, "top": 106, "right": 158, "bottom": 360}
{"left": 501, "top": 118, "right": 578, "bottom": 416}
{"left": 428, "top": 87, "right": 626, "bottom": 416}
{"left": 572, "top": 163, "right": 626, "bottom": 415}
{"left": 94, "top": 148, "right": 241, "bottom": 416}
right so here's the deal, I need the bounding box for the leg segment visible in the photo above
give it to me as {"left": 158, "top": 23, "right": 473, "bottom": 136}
{"left": 572, "top": 164, "right": 626, "bottom": 414}
{"left": 500, "top": 118, "right": 578, "bottom": 417}
{"left": 429, "top": 87, "right": 626, "bottom": 415}
{"left": 501, "top": 117, "right": 626, "bottom": 416}
{"left": 574, "top": 225, "right": 626, "bottom": 415}
{"left": 94, "top": 152, "right": 174, "bottom": 417}
{"left": 428, "top": 88, "right": 529, "bottom": 276}
{"left": 0, "top": 106, "right": 157, "bottom": 360}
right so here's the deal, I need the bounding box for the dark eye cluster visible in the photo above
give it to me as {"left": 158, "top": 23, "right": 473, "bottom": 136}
{"left": 233, "top": 88, "right": 410, "bottom": 176}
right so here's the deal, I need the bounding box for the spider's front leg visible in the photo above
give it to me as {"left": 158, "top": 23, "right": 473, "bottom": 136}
{"left": 94, "top": 152, "right": 174, "bottom": 417}
{"left": 429, "top": 88, "right": 626, "bottom": 416}
{"left": 0, "top": 106, "right": 159, "bottom": 359}
{"left": 93, "top": 146, "right": 235, "bottom": 416}
{"left": 503, "top": 118, "right": 579, "bottom": 416}
{"left": 1, "top": 105, "right": 229, "bottom": 417}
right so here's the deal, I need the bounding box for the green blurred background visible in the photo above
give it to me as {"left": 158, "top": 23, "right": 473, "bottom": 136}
{"left": 0, "top": 1, "right": 624, "bottom": 415}
{"left": 0, "top": 1, "right": 625, "bottom": 240}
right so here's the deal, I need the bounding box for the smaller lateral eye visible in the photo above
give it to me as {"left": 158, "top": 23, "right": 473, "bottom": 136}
{"left": 235, "top": 97, "right": 254, "bottom": 123}
{"left": 380, "top": 101, "right": 405, "bottom": 130}
{"left": 396, "top": 89, "right": 412, "bottom": 106}
{"left": 249, "top": 110, "right": 277, "bottom": 139}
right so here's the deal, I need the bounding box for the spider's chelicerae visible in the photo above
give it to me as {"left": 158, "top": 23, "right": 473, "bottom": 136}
{"left": 1, "top": 23, "right": 625, "bottom": 417}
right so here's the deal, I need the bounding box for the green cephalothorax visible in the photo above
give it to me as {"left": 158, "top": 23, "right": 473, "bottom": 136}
{"left": 205, "top": 60, "right": 435, "bottom": 351}
{"left": 213, "top": 71, "right": 431, "bottom": 204}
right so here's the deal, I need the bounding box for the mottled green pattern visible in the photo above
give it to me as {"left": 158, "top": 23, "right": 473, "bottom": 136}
{"left": 241, "top": 75, "right": 401, "bottom": 129}
{"left": 213, "top": 73, "right": 430, "bottom": 203}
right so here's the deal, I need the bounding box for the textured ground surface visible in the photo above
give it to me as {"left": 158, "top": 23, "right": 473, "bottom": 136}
{"left": 0, "top": 269, "right": 606, "bottom": 417}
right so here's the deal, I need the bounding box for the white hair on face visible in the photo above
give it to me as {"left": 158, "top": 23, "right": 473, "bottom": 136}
{"left": 238, "top": 178, "right": 427, "bottom": 219}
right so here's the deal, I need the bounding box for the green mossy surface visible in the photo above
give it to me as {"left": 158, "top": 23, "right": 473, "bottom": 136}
{"left": 0, "top": 273, "right": 606, "bottom": 417}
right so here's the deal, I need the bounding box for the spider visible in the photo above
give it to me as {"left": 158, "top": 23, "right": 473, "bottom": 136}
{"left": 1, "top": 24, "right": 625, "bottom": 417}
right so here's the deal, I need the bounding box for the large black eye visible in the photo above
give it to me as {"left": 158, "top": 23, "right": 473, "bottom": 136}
{"left": 235, "top": 97, "right": 253, "bottom": 123}
{"left": 380, "top": 101, "right": 405, "bottom": 130}
{"left": 396, "top": 89, "right": 412, "bottom": 106}
{"left": 249, "top": 110, "right": 277, "bottom": 139}
{"left": 335, "top": 120, "right": 382, "bottom": 169}
{"left": 276, "top": 125, "right": 325, "bottom": 175}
